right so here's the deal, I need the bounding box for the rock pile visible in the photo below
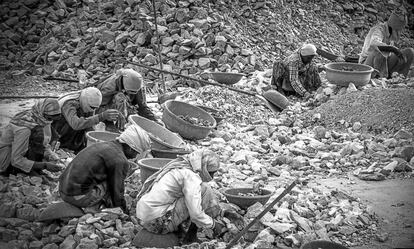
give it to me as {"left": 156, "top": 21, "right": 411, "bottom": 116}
{"left": 0, "top": 0, "right": 412, "bottom": 89}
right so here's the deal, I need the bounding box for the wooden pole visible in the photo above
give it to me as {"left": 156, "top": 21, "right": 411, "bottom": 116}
{"left": 119, "top": 59, "right": 255, "bottom": 97}
{"left": 0, "top": 95, "right": 59, "bottom": 99}
{"left": 151, "top": 0, "right": 165, "bottom": 93}
{"left": 225, "top": 180, "right": 298, "bottom": 249}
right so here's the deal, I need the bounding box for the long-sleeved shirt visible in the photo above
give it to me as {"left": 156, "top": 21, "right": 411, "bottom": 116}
{"left": 97, "top": 74, "right": 156, "bottom": 121}
{"left": 136, "top": 168, "right": 214, "bottom": 229}
{"left": 59, "top": 99, "right": 102, "bottom": 131}
{"left": 283, "top": 49, "right": 308, "bottom": 96}
{"left": 59, "top": 140, "right": 129, "bottom": 210}
{"left": 359, "top": 22, "right": 394, "bottom": 63}
{"left": 0, "top": 124, "right": 53, "bottom": 173}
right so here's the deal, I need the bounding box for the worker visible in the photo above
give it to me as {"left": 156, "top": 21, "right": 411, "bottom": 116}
{"left": 359, "top": 11, "right": 413, "bottom": 78}
{"left": 59, "top": 124, "right": 151, "bottom": 214}
{"left": 96, "top": 68, "right": 163, "bottom": 130}
{"left": 271, "top": 43, "right": 321, "bottom": 98}
{"left": 136, "top": 149, "right": 243, "bottom": 243}
{"left": 52, "top": 87, "right": 119, "bottom": 154}
{"left": 0, "top": 98, "right": 63, "bottom": 175}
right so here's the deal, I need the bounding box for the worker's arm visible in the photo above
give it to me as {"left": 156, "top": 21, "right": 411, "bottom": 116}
{"left": 61, "top": 100, "right": 103, "bottom": 130}
{"left": 182, "top": 170, "right": 214, "bottom": 229}
{"left": 10, "top": 127, "right": 35, "bottom": 173}
{"left": 106, "top": 157, "right": 128, "bottom": 212}
{"left": 132, "top": 88, "right": 157, "bottom": 121}
{"left": 368, "top": 28, "right": 388, "bottom": 48}
{"left": 288, "top": 61, "right": 308, "bottom": 96}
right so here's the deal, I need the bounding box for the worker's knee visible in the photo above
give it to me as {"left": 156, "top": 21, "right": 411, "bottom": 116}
{"left": 401, "top": 48, "right": 414, "bottom": 62}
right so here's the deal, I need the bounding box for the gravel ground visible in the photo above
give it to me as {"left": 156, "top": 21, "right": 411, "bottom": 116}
{"left": 304, "top": 87, "right": 414, "bottom": 135}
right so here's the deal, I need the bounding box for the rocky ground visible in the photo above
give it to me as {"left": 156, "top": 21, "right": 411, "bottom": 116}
{"left": 1, "top": 0, "right": 414, "bottom": 249}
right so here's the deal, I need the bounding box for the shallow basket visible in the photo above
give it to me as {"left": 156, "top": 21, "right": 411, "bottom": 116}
{"left": 162, "top": 100, "right": 216, "bottom": 140}
{"left": 324, "top": 62, "right": 373, "bottom": 86}
{"left": 86, "top": 131, "right": 119, "bottom": 147}
{"left": 223, "top": 188, "right": 273, "bottom": 209}
{"left": 137, "top": 158, "right": 174, "bottom": 183}
{"left": 128, "top": 115, "right": 185, "bottom": 150}
{"left": 262, "top": 90, "right": 290, "bottom": 110}
{"left": 211, "top": 72, "right": 246, "bottom": 85}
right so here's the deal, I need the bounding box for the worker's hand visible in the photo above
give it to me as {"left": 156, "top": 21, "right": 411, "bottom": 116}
{"left": 303, "top": 92, "right": 312, "bottom": 100}
{"left": 223, "top": 210, "right": 244, "bottom": 229}
{"left": 116, "top": 113, "right": 127, "bottom": 131}
{"left": 213, "top": 219, "right": 227, "bottom": 236}
{"left": 101, "top": 109, "right": 119, "bottom": 121}
{"left": 46, "top": 151, "right": 60, "bottom": 162}
{"left": 43, "top": 162, "right": 63, "bottom": 172}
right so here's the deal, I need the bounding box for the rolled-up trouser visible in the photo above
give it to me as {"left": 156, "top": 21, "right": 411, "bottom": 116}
{"left": 60, "top": 182, "right": 112, "bottom": 208}
{"left": 142, "top": 183, "right": 221, "bottom": 234}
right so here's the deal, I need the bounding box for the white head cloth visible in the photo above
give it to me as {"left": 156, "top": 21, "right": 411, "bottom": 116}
{"left": 117, "top": 124, "right": 151, "bottom": 153}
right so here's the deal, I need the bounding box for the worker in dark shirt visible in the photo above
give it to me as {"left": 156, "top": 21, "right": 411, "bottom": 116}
{"left": 96, "top": 68, "right": 163, "bottom": 130}
{"left": 58, "top": 124, "right": 151, "bottom": 213}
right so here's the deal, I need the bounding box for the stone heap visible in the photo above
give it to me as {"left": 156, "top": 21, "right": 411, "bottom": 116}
{"left": 0, "top": 0, "right": 412, "bottom": 88}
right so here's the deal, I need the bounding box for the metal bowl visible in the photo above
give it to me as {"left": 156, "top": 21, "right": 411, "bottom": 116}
{"left": 162, "top": 100, "right": 216, "bottom": 140}
{"left": 129, "top": 115, "right": 185, "bottom": 150}
{"left": 138, "top": 158, "right": 173, "bottom": 183}
{"left": 211, "top": 72, "right": 246, "bottom": 85}
{"left": 223, "top": 188, "right": 272, "bottom": 209}
{"left": 324, "top": 62, "right": 373, "bottom": 86}
{"left": 151, "top": 148, "right": 191, "bottom": 159}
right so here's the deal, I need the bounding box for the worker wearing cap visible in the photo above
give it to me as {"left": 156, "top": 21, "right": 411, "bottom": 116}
{"left": 271, "top": 43, "right": 321, "bottom": 98}
{"left": 359, "top": 11, "right": 414, "bottom": 78}
{"left": 52, "top": 87, "right": 119, "bottom": 154}
{"left": 96, "top": 68, "right": 161, "bottom": 130}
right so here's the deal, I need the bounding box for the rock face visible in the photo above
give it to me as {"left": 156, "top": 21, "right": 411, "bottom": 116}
{"left": 0, "top": 0, "right": 412, "bottom": 87}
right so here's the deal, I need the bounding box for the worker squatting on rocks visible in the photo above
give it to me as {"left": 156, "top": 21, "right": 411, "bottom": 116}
{"left": 96, "top": 68, "right": 163, "bottom": 130}
{"left": 136, "top": 149, "right": 244, "bottom": 243}
{"left": 359, "top": 11, "right": 414, "bottom": 78}
{"left": 59, "top": 124, "right": 151, "bottom": 214}
{"left": 52, "top": 87, "right": 120, "bottom": 154}
{"left": 0, "top": 98, "right": 63, "bottom": 175}
{"left": 271, "top": 43, "right": 322, "bottom": 98}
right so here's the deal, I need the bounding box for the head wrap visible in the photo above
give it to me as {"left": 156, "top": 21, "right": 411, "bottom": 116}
{"left": 116, "top": 124, "right": 151, "bottom": 153}
{"left": 116, "top": 68, "right": 143, "bottom": 92}
{"left": 79, "top": 87, "right": 102, "bottom": 113}
{"left": 184, "top": 149, "right": 220, "bottom": 182}
{"left": 137, "top": 149, "right": 220, "bottom": 200}
{"left": 10, "top": 98, "right": 61, "bottom": 129}
{"left": 388, "top": 12, "right": 407, "bottom": 31}
{"left": 300, "top": 44, "right": 317, "bottom": 56}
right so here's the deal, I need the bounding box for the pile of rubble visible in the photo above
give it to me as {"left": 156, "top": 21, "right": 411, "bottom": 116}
{"left": 0, "top": 0, "right": 412, "bottom": 89}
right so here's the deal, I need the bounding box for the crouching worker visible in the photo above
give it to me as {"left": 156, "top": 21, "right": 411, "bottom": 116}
{"left": 0, "top": 99, "right": 63, "bottom": 175}
{"left": 52, "top": 87, "right": 119, "bottom": 154}
{"left": 59, "top": 124, "right": 151, "bottom": 213}
{"left": 271, "top": 43, "right": 321, "bottom": 98}
{"left": 136, "top": 149, "right": 243, "bottom": 244}
{"left": 359, "top": 11, "right": 413, "bottom": 78}
{"left": 96, "top": 68, "right": 163, "bottom": 131}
